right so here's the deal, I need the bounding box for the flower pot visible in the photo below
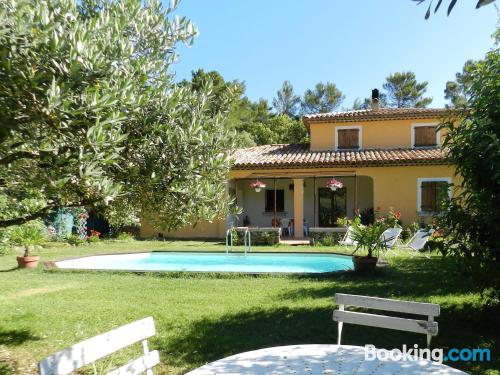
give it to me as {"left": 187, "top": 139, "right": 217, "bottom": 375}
{"left": 352, "top": 255, "right": 378, "bottom": 272}
{"left": 254, "top": 188, "right": 262, "bottom": 193}
{"left": 16, "top": 256, "right": 40, "bottom": 269}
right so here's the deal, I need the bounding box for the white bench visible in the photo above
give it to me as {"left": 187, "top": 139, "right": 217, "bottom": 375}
{"left": 332, "top": 293, "right": 440, "bottom": 348}
{"left": 38, "top": 317, "right": 159, "bottom": 375}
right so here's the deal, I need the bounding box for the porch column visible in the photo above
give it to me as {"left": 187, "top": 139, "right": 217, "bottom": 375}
{"left": 293, "top": 178, "right": 304, "bottom": 238}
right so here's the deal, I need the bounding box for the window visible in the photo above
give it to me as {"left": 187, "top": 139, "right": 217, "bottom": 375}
{"left": 412, "top": 124, "right": 438, "bottom": 147}
{"left": 417, "top": 178, "right": 451, "bottom": 213}
{"left": 336, "top": 127, "right": 361, "bottom": 149}
{"left": 265, "top": 189, "right": 284, "bottom": 212}
{"left": 318, "top": 188, "right": 346, "bottom": 227}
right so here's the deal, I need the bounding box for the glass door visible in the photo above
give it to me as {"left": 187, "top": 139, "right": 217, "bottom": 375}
{"left": 318, "top": 188, "right": 347, "bottom": 227}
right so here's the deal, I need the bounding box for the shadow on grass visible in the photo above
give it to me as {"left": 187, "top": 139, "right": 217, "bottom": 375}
{"left": 0, "top": 268, "right": 19, "bottom": 273}
{"left": 280, "top": 256, "right": 476, "bottom": 301}
{"left": 157, "top": 257, "right": 499, "bottom": 374}
{"left": 0, "top": 329, "right": 40, "bottom": 346}
{"left": 0, "top": 362, "right": 15, "bottom": 375}
{"left": 159, "top": 302, "right": 499, "bottom": 374}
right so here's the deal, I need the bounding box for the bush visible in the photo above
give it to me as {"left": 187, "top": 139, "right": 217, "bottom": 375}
{"left": 250, "top": 231, "right": 280, "bottom": 246}
{"left": 116, "top": 232, "right": 135, "bottom": 241}
{"left": 401, "top": 222, "right": 421, "bottom": 242}
{"left": 87, "top": 230, "right": 101, "bottom": 243}
{"left": 67, "top": 234, "right": 85, "bottom": 247}
{"left": 309, "top": 232, "right": 344, "bottom": 246}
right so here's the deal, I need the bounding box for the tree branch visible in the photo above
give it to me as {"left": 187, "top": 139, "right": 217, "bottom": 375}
{"left": 0, "top": 198, "right": 101, "bottom": 228}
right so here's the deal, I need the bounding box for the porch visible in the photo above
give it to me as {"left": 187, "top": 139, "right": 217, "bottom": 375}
{"left": 228, "top": 172, "right": 374, "bottom": 240}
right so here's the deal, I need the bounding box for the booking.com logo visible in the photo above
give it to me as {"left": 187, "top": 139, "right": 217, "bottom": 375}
{"left": 365, "top": 344, "right": 491, "bottom": 364}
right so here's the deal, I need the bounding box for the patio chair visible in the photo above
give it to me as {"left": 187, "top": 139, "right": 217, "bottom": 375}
{"left": 333, "top": 293, "right": 440, "bottom": 348}
{"left": 38, "top": 317, "right": 158, "bottom": 375}
{"left": 381, "top": 227, "right": 403, "bottom": 249}
{"left": 401, "top": 229, "right": 435, "bottom": 258}
{"left": 281, "top": 218, "right": 291, "bottom": 237}
{"left": 339, "top": 226, "right": 357, "bottom": 247}
{"left": 303, "top": 219, "right": 309, "bottom": 237}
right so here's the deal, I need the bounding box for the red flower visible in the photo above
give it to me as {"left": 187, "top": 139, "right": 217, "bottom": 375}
{"left": 395, "top": 211, "right": 401, "bottom": 219}
{"left": 90, "top": 230, "right": 101, "bottom": 237}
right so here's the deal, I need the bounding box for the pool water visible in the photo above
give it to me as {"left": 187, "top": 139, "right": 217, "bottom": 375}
{"left": 56, "top": 252, "right": 353, "bottom": 274}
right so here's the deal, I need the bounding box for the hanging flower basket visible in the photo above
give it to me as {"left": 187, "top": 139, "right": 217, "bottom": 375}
{"left": 250, "top": 180, "right": 266, "bottom": 192}
{"left": 326, "top": 178, "right": 343, "bottom": 191}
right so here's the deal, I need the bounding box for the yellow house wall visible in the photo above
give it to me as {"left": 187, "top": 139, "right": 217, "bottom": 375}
{"left": 230, "top": 164, "right": 458, "bottom": 226}
{"left": 140, "top": 217, "right": 226, "bottom": 239}
{"left": 309, "top": 118, "right": 447, "bottom": 151}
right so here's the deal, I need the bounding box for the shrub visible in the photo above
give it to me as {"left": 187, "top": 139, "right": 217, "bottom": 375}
{"left": 87, "top": 230, "right": 101, "bottom": 243}
{"left": 250, "top": 231, "right": 280, "bottom": 246}
{"left": 309, "top": 232, "right": 344, "bottom": 246}
{"left": 67, "top": 234, "right": 85, "bottom": 247}
{"left": 116, "top": 232, "right": 135, "bottom": 241}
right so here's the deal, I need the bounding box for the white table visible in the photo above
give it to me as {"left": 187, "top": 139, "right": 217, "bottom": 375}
{"left": 186, "top": 344, "right": 467, "bottom": 375}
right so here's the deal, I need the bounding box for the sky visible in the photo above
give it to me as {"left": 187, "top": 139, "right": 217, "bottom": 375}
{"left": 169, "top": 0, "right": 498, "bottom": 109}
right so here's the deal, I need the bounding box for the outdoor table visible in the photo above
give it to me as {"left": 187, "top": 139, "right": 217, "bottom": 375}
{"left": 186, "top": 344, "right": 467, "bottom": 375}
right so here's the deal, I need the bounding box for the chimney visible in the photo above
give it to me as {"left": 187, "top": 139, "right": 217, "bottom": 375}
{"left": 371, "top": 88, "right": 380, "bottom": 111}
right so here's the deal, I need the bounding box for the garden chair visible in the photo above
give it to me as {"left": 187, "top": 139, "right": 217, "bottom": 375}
{"left": 379, "top": 227, "right": 403, "bottom": 257}
{"left": 401, "top": 229, "right": 435, "bottom": 258}
{"left": 333, "top": 293, "right": 440, "bottom": 348}
{"left": 38, "top": 317, "right": 159, "bottom": 375}
{"left": 281, "top": 218, "right": 292, "bottom": 237}
{"left": 339, "top": 226, "right": 357, "bottom": 247}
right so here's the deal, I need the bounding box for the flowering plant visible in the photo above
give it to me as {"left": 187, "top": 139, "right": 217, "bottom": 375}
{"left": 376, "top": 207, "right": 402, "bottom": 228}
{"left": 326, "top": 178, "right": 343, "bottom": 191}
{"left": 250, "top": 180, "right": 266, "bottom": 192}
{"left": 87, "top": 229, "right": 101, "bottom": 243}
{"left": 90, "top": 230, "right": 101, "bottom": 238}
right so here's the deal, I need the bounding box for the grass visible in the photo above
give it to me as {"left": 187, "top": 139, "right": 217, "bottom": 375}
{"left": 0, "top": 240, "right": 498, "bottom": 374}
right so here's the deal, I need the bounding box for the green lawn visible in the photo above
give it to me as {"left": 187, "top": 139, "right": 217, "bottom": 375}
{"left": 0, "top": 240, "right": 498, "bottom": 374}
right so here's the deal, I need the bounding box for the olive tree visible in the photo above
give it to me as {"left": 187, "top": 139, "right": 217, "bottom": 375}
{"left": 0, "top": 0, "right": 236, "bottom": 231}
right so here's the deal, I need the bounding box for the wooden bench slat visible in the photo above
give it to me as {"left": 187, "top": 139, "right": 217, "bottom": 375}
{"left": 38, "top": 317, "right": 155, "bottom": 375}
{"left": 333, "top": 310, "right": 438, "bottom": 336}
{"left": 106, "top": 350, "right": 160, "bottom": 375}
{"left": 335, "top": 293, "right": 440, "bottom": 317}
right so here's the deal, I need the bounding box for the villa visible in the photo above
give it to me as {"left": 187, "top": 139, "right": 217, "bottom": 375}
{"left": 141, "top": 91, "right": 457, "bottom": 240}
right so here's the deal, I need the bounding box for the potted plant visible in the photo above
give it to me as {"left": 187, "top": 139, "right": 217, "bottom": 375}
{"left": 350, "top": 221, "right": 388, "bottom": 272}
{"left": 326, "top": 178, "right": 343, "bottom": 191}
{"left": 9, "top": 221, "right": 47, "bottom": 268}
{"left": 249, "top": 180, "right": 266, "bottom": 192}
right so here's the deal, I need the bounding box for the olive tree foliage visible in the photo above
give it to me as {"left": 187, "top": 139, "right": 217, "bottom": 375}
{"left": 412, "top": 0, "right": 496, "bottom": 19}
{"left": 0, "top": 0, "right": 236, "bottom": 231}
{"left": 437, "top": 41, "right": 500, "bottom": 287}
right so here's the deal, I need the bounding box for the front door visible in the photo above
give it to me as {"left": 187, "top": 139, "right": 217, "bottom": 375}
{"left": 318, "top": 188, "right": 347, "bottom": 227}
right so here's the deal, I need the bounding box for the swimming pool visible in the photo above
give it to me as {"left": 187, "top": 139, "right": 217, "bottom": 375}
{"left": 55, "top": 252, "right": 353, "bottom": 274}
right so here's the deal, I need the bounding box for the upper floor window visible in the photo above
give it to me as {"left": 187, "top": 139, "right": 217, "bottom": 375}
{"left": 417, "top": 178, "right": 451, "bottom": 214}
{"left": 412, "top": 124, "right": 439, "bottom": 148}
{"left": 336, "top": 126, "right": 361, "bottom": 150}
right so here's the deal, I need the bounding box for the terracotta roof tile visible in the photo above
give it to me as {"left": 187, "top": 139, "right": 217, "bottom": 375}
{"left": 303, "top": 107, "right": 449, "bottom": 124}
{"left": 232, "top": 144, "right": 446, "bottom": 170}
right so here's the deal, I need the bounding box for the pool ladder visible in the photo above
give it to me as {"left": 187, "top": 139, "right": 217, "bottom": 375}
{"left": 226, "top": 228, "right": 251, "bottom": 254}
